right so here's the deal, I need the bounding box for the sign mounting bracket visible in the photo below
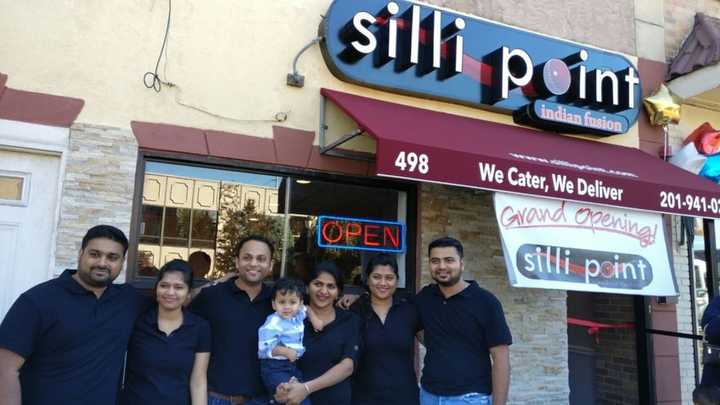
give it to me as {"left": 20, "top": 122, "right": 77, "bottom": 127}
{"left": 319, "top": 93, "right": 374, "bottom": 161}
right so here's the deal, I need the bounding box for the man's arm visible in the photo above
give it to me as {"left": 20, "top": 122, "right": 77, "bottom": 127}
{"left": 0, "top": 348, "right": 25, "bottom": 405}
{"left": 336, "top": 294, "right": 359, "bottom": 310}
{"left": 489, "top": 345, "right": 510, "bottom": 405}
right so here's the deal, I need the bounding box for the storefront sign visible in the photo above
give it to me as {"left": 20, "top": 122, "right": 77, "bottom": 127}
{"left": 320, "top": 0, "right": 641, "bottom": 136}
{"left": 494, "top": 193, "right": 678, "bottom": 296}
{"left": 317, "top": 215, "right": 405, "bottom": 253}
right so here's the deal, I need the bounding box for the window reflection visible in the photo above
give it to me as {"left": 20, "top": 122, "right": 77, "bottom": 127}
{"left": 163, "top": 208, "right": 191, "bottom": 247}
{"left": 139, "top": 205, "right": 162, "bottom": 245}
{"left": 191, "top": 210, "right": 218, "bottom": 249}
{"left": 139, "top": 162, "right": 283, "bottom": 280}
{"left": 214, "top": 183, "right": 283, "bottom": 280}
{"left": 135, "top": 162, "right": 409, "bottom": 290}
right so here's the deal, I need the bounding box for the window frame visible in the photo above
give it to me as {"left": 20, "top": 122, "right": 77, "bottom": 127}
{"left": 128, "top": 150, "right": 419, "bottom": 296}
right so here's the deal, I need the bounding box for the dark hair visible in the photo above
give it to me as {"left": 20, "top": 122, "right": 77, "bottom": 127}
{"left": 309, "top": 260, "right": 344, "bottom": 294}
{"left": 81, "top": 225, "right": 129, "bottom": 255}
{"left": 272, "top": 277, "right": 306, "bottom": 300}
{"left": 694, "top": 384, "right": 720, "bottom": 405}
{"left": 364, "top": 253, "right": 399, "bottom": 280}
{"left": 189, "top": 250, "right": 211, "bottom": 264}
{"left": 234, "top": 235, "right": 275, "bottom": 259}
{"left": 428, "top": 236, "right": 464, "bottom": 259}
{"left": 154, "top": 259, "right": 194, "bottom": 290}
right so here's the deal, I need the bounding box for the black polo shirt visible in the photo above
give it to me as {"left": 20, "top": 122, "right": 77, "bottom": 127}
{"left": 120, "top": 307, "right": 211, "bottom": 405}
{"left": 0, "top": 270, "right": 147, "bottom": 405}
{"left": 299, "top": 309, "right": 362, "bottom": 405}
{"left": 189, "top": 279, "right": 273, "bottom": 397}
{"left": 350, "top": 296, "right": 420, "bottom": 405}
{"left": 415, "top": 281, "right": 512, "bottom": 396}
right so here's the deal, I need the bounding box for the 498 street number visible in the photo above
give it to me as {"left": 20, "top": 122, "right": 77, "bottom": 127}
{"left": 394, "top": 151, "right": 429, "bottom": 174}
{"left": 660, "top": 191, "right": 720, "bottom": 214}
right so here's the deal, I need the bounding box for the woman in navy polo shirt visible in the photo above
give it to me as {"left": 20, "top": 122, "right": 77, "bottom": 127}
{"left": 349, "top": 253, "right": 420, "bottom": 405}
{"left": 120, "top": 259, "right": 211, "bottom": 405}
{"left": 275, "top": 261, "right": 362, "bottom": 405}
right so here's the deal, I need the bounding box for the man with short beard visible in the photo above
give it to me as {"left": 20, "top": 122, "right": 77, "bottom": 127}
{"left": 0, "top": 225, "right": 147, "bottom": 405}
{"left": 190, "top": 235, "right": 275, "bottom": 405}
{"left": 415, "top": 237, "right": 512, "bottom": 405}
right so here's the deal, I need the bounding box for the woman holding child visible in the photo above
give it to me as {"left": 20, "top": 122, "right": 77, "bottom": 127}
{"left": 275, "top": 261, "right": 362, "bottom": 405}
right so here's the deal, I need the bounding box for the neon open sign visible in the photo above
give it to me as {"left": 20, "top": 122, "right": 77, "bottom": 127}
{"left": 320, "top": 0, "right": 641, "bottom": 136}
{"left": 317, "top": 216, "right": 406, "bottom": 253}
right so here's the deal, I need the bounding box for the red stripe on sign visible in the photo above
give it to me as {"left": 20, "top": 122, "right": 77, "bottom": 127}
{"left": 367, "top": 17, "right": 492, "bottom": 86}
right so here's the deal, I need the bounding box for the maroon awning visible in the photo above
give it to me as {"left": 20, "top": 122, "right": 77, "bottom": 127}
{"left": 321, "top": 88, "right": 720, "bottom": 218}
{"left": 0, "top": 72, "right": 84, "bottom": 128}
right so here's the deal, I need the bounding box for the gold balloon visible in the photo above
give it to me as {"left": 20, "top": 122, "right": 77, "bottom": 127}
{"left": 643, "top": 83, "right": 681, "bottom": 126}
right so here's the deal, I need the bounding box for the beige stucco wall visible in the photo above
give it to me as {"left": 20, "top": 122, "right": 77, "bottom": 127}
{"left": 0, "top": 0, "right": 640, "bottom": 149}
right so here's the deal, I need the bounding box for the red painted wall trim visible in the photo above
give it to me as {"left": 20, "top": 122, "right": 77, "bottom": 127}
{"left": 0, "top": 73, "right": 7, "bottom": 99}
{"left": 131, "top": 120, "right": 374, "bottom": 177}
{"left": 0, "top": 72, "right": 84, "bottom": 128}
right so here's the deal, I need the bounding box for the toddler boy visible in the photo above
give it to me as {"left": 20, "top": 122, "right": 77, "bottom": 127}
{"left": 258, "top": 278, "right": 314, "bottom": 404}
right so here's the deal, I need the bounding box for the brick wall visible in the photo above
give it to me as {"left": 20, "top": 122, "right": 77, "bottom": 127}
{"left": 419, "top": 183, "right": 570, "bottom": 404}
{"left": 54, "top": 123, "right": 138, "bottom": 281}
{"left": 592, "top": 294, "right": 640, "bottom": 405}
{"left": 426, "top": 0, "right": 636, "bottom": 55}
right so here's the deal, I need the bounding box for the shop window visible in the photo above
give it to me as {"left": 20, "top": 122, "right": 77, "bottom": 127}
{"left": 132, "top": 161, "right": 414, "bottom": 291}
{"left": 162, "top": 207, "right": 191, "bottom": 247}
{"left": 640, "top": 216, "right": 710, "bottom": 400}
{"left": 139, "top": 206, "right": 161, "bottom": 244}
{"left": 284, "top": 179, "right": 407, "bottom": 287}
{"left": 191, "top": 210, "right": 218, "bottom": 249}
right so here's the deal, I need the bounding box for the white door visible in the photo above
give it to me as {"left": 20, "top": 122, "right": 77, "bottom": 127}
{"left": 0, "top": 149, "right": 61, "bottom": 318}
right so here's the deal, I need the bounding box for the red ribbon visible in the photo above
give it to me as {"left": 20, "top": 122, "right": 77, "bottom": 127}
{"left": 567, "top": 317, "right": 635, "bottom": 343}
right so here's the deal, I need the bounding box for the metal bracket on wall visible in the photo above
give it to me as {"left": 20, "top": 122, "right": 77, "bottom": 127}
{"left": 318, "top": 94, "right": 375, "bottom": 162}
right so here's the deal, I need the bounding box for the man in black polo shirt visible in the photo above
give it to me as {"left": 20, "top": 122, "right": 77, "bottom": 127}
{"left": 190, "top": 235, "right": 274, "bottom": 405}
{"left": 416, "top": 237, "right": 512, "bottom": 405}
{"left": 0, "top": 225, "right": 146, "bottom": 405}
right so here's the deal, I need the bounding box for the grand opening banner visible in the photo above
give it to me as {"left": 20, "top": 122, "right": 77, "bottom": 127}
{"left": 494, "top": 193, "right": 678, "bottom": 296}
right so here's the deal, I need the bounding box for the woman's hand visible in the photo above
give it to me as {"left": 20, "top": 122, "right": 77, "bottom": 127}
{"left": 274, "top": 382, "right": 290, "bottom": 403}
{"left": 280, "top": 381, "right": 309, "bottom": 405}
